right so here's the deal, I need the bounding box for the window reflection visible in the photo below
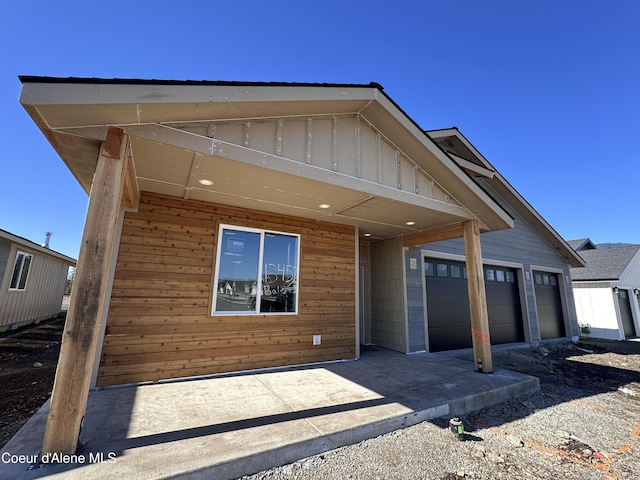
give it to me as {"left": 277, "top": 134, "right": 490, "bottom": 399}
{"left": 260, "top": 233, "right": 298, "bottom": 313}
{"left": 213, "top": 226, "right": 299, "bottom": 315}
{"left": 215, "top": 229, "right": 260, "bottom": 313}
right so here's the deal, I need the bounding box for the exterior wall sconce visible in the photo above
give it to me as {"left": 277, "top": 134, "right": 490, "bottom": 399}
{"left": 613, "top": 287, "right": 619, "bottom": 294}
{"left": 634, "top": 288, "right": 640, "bottom": 296}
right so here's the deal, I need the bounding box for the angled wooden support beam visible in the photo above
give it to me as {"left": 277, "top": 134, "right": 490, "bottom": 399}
{"left": 121, "top": 147, "right": 139, "bottom": 210}
{"left": 463, "top": 219, "right": 493, "bottom": 373}
{"left": 41, "top": 127, "right": 129, "bottom": 455}
{"left": 402, "top": 222, "right": 466, "bottom": 247}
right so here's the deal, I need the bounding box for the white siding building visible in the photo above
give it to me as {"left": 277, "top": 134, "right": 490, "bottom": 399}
{"left": 0, "top": 229, "right": 76, "bottom": 332}
{"left": 570, "top": 239, "right": 640, "bottom": 340}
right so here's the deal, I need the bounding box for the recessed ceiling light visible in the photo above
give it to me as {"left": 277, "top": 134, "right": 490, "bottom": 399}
{"left": 319, "top": 204, "right": 331, "bottom": 209}
{"left": 406, "top": 221, "right": 416, "bottom": 226}
{"left": 364, "top": 233, "right": 371, "bottom": 237}
{"left": 199, "top": 179, "right": 214, "bottom": 186}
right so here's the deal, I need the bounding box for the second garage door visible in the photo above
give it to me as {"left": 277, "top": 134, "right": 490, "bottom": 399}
{"left": 533, "top": 271, "right": 566, "bottom": 339}
{"left": 425, "top": 259, "right": 524, "bottom": 352}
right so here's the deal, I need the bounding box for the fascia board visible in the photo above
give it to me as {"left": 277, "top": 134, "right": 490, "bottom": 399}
{"left": 449, "top": 153, "right": 495, "bottom": 178}
{"left": 488, "top": 172, "right": 585, "bottom": 268}
{"left": 428, "top": 128, "right": 585, "bottom": 268}
{"left": 0, "top": 230, "right": 77, "bottom": 264}
{"left": 19, "top": 80, "right": 380, "bottom": 107}
{"left": 427, "top": 128, "right": 495, "bottom": 170}
{"left": 20, "top": 78, "right": 514, "bottom": 232}
{"left": 363, "top": 96, "right": 513, "bottom": 231}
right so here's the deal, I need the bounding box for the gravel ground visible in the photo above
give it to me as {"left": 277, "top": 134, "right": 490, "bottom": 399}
{"left": 2, "top": 321, "right": 639, "bottom": 479}
{"left": 241, "top": 339, "right": 640, "bottom": 480}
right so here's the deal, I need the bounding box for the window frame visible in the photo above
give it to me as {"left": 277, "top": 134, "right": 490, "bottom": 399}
{"left": 9, "top": 251, "right": 33, "bottom": 291}
{"left": 211, "top": 224, "right": 300, "bottom": 316}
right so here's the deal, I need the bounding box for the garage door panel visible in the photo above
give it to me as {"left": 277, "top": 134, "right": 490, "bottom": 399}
{"left": 427, "top": 304, "right": 474, "bottom": 328}
{"left": 533, "top": 271, "right": 565, "bottom": 339}
{"left": 426, "top": 259, "right": 523, "bottom": 352}
{"left": 428, "top": 326, "right": 472, "bottom": 351}
{"left": 488, "top": 321, "right": 522, "bottom": 344}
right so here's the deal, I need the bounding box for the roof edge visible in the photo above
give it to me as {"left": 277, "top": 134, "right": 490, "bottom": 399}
{"left": 426, "top": 128, "right": 585, "bottom": 268}
{"left": 0, "top": 229, "right": 77, "bottom": 264}
{"left": 18, "top": 76, "right": 384, "bottom": 90}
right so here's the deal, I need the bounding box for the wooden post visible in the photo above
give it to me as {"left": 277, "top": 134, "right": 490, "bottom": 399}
{"left": 41, "top": 128, "right": 128, "bottom": 455}
{"left": 463, "top": 219, "right": 493, "bottom": 373}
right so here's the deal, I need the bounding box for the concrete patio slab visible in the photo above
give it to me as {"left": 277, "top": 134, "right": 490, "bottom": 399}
{"left": 0, "top": 347, "right": 539, "bottom": 480}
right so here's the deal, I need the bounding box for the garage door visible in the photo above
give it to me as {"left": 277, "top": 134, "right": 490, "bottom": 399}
{"left": 425, "top": 259, "right": 524, "bottom": 352}
{"left": 533, "top": 271, "right": 566, "bottom": 339}
{"left": 618, "top": 289, "right": 636, "bottom": 338}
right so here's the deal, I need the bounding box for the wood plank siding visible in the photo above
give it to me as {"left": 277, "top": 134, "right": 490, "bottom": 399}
{"left": 97, "top": 193, "right": 356, "bottom": 386}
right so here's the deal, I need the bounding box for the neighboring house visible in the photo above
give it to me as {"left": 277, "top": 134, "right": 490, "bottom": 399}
{"left": 569, "top": 239, "right": 640, "bottom": 339}
{"left": 391, "top": 128, "right": 585, "bottom": 354}
{"left": 0, "top": 229, "right": 76, "bottom": 332}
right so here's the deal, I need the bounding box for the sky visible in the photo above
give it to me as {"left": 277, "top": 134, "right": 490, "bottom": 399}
{"left": 1, "top": 1, "right": 638, "bottom": 260}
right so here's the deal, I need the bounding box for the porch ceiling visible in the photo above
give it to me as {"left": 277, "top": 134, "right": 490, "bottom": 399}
{"left": 19, "top": 78, "right": 514, "bottom": 241}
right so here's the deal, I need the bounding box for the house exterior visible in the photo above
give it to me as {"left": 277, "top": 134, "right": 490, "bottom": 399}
{"left": 0, "top": 229, "right": 76, "bottom": 332}
{"left": 385, "top": 128, "right": 585, "bottom": 354}
{"left": 20, "top": 76, "right": 581, "bottom": 453}
{"left": 569, "top": 239, "right": 640, "bottom": 339}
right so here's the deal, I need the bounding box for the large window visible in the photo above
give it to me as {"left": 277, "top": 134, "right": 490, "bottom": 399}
{"left": 212, "top": 225, "right": 299, "bottom": 315}
{"left": 10, "top": 252, "right": 33, "bottom": 290}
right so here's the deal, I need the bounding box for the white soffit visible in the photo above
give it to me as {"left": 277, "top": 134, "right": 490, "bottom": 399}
{"left": 19, "top": 79, "right": 514, "bottom": 238}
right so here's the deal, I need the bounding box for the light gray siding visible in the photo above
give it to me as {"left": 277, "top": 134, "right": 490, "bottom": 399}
{"left": 186, "top": 115, "right": 460, "bottom": 207}
{"left": 619, "top": 251, "right": 640, "bottom": 287}
{"left": 410, "top": 179, "right": 579, "bottom": 345}
{"left": 0, "top": 239, "right": 10, "bottom": 282}
{"left": 370, "top": 237, "right": 406, "bottom": 352}
{"left": 0, "top": 243, "right": 72, "bottom": 332}
{"left": 405, "top": 246, "right": 426, "bottom": 351}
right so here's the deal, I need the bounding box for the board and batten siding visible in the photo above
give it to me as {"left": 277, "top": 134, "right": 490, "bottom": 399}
{"left": 619, "top": 250, "right": 640, "bottom": 287}
{"left": 97, "top": 193, "right": 356, "bottom": 386}
{"left": 408, "top": 180, "right": 579, "bottom": 344}
{"left": 0, "top": 239, "right": 10, "bottom": 281}
{"left": 0, "top": 242, "right": 70, "bottom": 331}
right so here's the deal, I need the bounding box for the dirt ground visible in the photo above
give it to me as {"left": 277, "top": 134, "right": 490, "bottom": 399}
{"left": 0, "top": 317, "right": 64, "bottom": 448}
{"left": 1, "top": 319, "right": 639, "bottom": 479}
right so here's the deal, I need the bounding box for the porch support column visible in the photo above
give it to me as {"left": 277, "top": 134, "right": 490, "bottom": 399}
{"left": 463, "top": 219, "right": 493, "bottom": 373}
{"left": 41, "top": 127, "right": 129, "bottom": 455}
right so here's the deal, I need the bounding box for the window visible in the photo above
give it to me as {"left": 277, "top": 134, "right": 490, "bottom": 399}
{"left": 485, "top": 268, "right": 495, "bottom": 282}
{"left": 212, "top": 225, "right": 299, "bottom": 315}
{"left": 505, "top": 271, "right": 515, "bottom": 283}
{"left": 496, "top": 270, "right": 505, "bottom": 282}
{"left": 436, "top": 263, "right": 448, "bottom": 277}
{"left": 450, "top": 264, "right": 462, "bottom": 279}
{"left": 10, "top": 252, "right": 33, "bottom": 290}
{"left": 425, "top": 261, "right": 434, "bottom": 277}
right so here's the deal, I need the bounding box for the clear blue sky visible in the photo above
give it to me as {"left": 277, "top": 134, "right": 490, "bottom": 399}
{"left": 1, "top": 1, "right": 638, "bottom": 259}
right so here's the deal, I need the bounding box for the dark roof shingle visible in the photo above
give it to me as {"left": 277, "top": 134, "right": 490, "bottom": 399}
{"left": 570, "top": 245, "right": 640, "bottom": 280}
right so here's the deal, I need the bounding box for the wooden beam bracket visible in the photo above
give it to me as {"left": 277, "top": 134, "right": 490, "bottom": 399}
{"left": 402, "top": 222, "right": 465, "bottom": 247}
